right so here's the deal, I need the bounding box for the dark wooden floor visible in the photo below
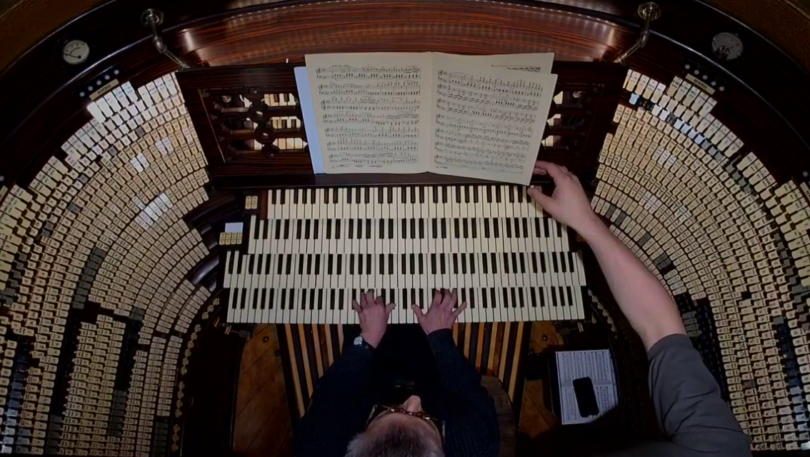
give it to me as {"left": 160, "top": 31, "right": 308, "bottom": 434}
{"left": 233, "top": 322, "right": 563, "bottom": 456}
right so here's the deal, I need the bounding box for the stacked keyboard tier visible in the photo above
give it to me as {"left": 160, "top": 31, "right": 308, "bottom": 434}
{"left": 223, "top": 185, "right": 588, "bottom": 324}
{"left": 596, "top": 69, "right": 810, "bottom": 451}
{"left": 0, "top": 73, "right": 214, "bottom": 456}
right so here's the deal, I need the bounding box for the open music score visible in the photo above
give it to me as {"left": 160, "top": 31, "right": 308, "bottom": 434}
{"left": 304, "top": 53, "right": 557, "bottom": 185}
{"left": 223, "top": 185, "right": 587, "bottom": 325}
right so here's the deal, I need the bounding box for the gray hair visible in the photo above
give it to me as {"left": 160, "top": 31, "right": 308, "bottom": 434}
{"left": 345, "top": 424, "right": 444, "bottom": 457}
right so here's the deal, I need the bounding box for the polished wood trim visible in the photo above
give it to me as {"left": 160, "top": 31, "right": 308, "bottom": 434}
{"left": 498, "top": 323, "right": 511, "bottom": 381}
{"left": 508, "top": 322, "right": 525, "bottom": 399}
{"left": 284, "top": 324, "right": 305, "bottom": 415}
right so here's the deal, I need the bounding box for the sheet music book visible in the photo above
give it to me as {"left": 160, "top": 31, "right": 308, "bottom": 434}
{"left": 303, "top": 52, "right": 557, "bottom": 185}
{"left": 555, "top": 350, "right": 619, "bottom": 425}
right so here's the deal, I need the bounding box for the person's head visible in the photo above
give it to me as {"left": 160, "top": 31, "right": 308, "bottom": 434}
{"left": 345, "top": 395, "right": 444, "bottom": 457}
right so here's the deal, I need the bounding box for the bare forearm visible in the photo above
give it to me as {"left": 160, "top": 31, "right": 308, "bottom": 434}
{"left": 580, "top": 220, "right": 685, "bottom": 350}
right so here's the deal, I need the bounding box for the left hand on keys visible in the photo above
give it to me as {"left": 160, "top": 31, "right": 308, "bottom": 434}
{"left": 353, "top": 290, "right": 394, "bottom": 348}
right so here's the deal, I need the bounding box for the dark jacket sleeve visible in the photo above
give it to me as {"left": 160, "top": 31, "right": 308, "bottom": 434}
{"left": 428, "top": 329, "right": 500, "bottom": 457}
{"left": 605, "top": 334, "right": 751, "bottom": 457}
{"left": 293, "top": 345, "right": 376, "bottom": 457}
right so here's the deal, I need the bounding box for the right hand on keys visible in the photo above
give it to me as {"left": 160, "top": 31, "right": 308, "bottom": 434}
{"left": 413, "top": 289, "right": 467, "bottom": 335}
{"left": 528, "top": 161, "right": 604, "bottom": 240}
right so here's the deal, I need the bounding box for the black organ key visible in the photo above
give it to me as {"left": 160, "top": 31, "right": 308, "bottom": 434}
{"left": 567, "top": 288, "right": 574, "bottom": 307}
{"left": 337, "top": 254, "right": 343, "bottom": 275}
{"left": 314, "top": 220, "right": 319, "bottom": 239}
{"left": 293, "top": 189, "right": 299, "bottom": 204}
{"left": 358, "top": 254, "right": 364, "bottom": 275}
{"left": 491, "top": 253, "right": 498, "bottom": 273}
{"left": 442, "top": 186, "right": 448, "bottom": 203}
{"left": 410, "top": 187, "right": 417, "bottom": 204}
{"left": 495, "top": 186, "right": 502, "bottom": 203}
{"left": 464, "top": 186, "right": 470, "bottom": 203}
{"left": 455, "top": 186, "right": 461, "bottom": 203}
{"left": 410, "top": 254, "right": 415, "bottom": 275}
{"left": 418, "top": 254, "right": 424, "bottom": 274}
{"left": 333, "top": 189, "right": 339, "bottom": 204}
{"left": 420, "top": 186, "right": 425, "bottom": 203}
{"left": 508, "top": 186, "right": 515, "bottom": 203}
{"left": 311, "top": 188, "right": 317, "bottom": 203}
{"left": 556, "top": 221, "right": 564, "bottom": 237}
{"left": 275, "top": 220, "right": 282, "bottom": 240}
{"left": 302, "top": 188, "right": 308, "bottom": 204}
{"left": 503, "top": 253, "right": 510, "bottom": 274}
{"left": 543, "top": 217, "right": 550, "bottom": 238}
{"left": 539, "top": 288, "right": 546, "bottom": 307}
{"left": 469, "top": 254, "right": 476, "bottom": 274}
{"left": 522, "top": 218, "right": 529, "bottom": 238}
{"left": 471, "top": 219, "right": 477, "bottom": 238}
{"left": 266, "top": 255, "right": 273, "bottom": 274}
{"left": 453, "top": 254, "right": 459, "bottom": 274}
{"left": 568, "top": 252, "right": 576, "bottom": 273}
{"left": 285, "top": 254, "right": 293, "bottom": 275}
{"left": 367, "top": 254, "right": 372, "bottom": 274}
{"left": 271, "top": 189, "right": 277, "bottom": 204}
{"left": 433, "top": 187, "right": 439, "bottom": 203}
{"left": 387, "top": 187, "right": 393, "bottom": 204}
{"left": 552, "top": 253, "right": 559, "bottom": 273}
{"left": 410, "top": 219, "right": 416, "bottom": 239}
{"left": 490, "top": 288, "right": 497, "bottom": 309}
{"left": 366, "top": 219, "right": 371, "bottom": 239}
{"left": 346, "top": 187, "right": 353, "bottom": 204}
{"left": 402, "top": 254, "right": 407, "bottom": 273}
{"left": 365, "top": 187, "right": 370, "bottom": 204}
{"left": 284, "top": 220, "right": 290, "bottom": 239}
{"left": 278, "top": 255, "right": 285, "bottom": 275}
{"left": 280, "top": 289, "right": 287, "bottom": 310}
{"left": 482, "top": 254, "right": 488, "bottom": 274}
{"left": 517, "top": 187, "right": 524, "bottom": 203}
{"left": 551, "top": 288, "right": 558, "bottom": 307}
{"left": 519, "top": 253, "right": 526, "bottom": 273}
{"left": 461, "top": 254, "right": 467, "bottom": 274}
{"left": 454, "top": 219, "right": 460, "bottom": 239}
{"left": 307, "top": 254, "right": 313, "bottom": 275}
{"left": 402, "top": 219, "right": 408, "bottom": 239}
{"left": 531, "top": 252, "right": 538, "bottom": 274}
{"left": 357, "top": 219, "right": 363, "bottom": 239}
{"left": 289, "top": 290, "right": 295, "bottom": 310}
{"left": 296, "top": 220, "right": 303, "bottom": 239}
{"left": 419, "top": 219, "right": 425, "bottom": 239}
{"left": 502, "top": 288, "right": 510, "bottom": 309}
{"left": 336, "top": 220, "right": 341, "bottom": 239}
{"left": 513, "top": 218, "right": 521, "bottom": 238}
{"left": 269, "top": 289, "right": 275, "bottom": 309}
{"left": 318, "top": 290, "right": 323, "bottom": 310}
{"left": 511, "top": 252, "right": 518, "bottom": 274}
{"left": 280, "top": 189, "right": 287, "bottom": 205}
{"left": 327, "top": 254, "right": 334, "bottom": 275}
{"left": 339, "top": 290, "right": 345, "bottom": 310}
{"left": 484, "top": 219, "right": 490, "bottom": 238}
{"left": 441, "top": 219, "right": 447, "bottom": 239}
{"left": 305, "top": 220, "right": 311, "bottom": 239}
{"left": 530, "top": 288, "right": 537, "bottom": 308}
{"left": 388, "top": 254, "right": 394, "bottom": 275}
{"left": 401, "top": 187, "right": 407, "bottom": 204}
{"left": 540, "top": 253, "right": 547, "bottom": 273}
{"left": 389, "top": 219, "right": 394, "bottom": 239}
{"left": 494, "top": 219, "right": 500, "bottom": 238}
{"left": 486, "top": 186, "right": 493, "bottom": 203}
{"left": 379, "top": 219, "right": 385, "bottom": 239}
{"left": 349, "top": 254, "right": 355, "bottom": 274}
{"left": 402, "top": 289, "right": 408, "bottom": 309}
{"left": 326, "top": 220, "right": 332, "bottom": 239}
{"left": 432, "top": 219, "right": 438, "bottom": 239}
{"left": 560, "top": 253, "right": 567, "bottom": 273}
{"left": 460, "top": 288, "right": 467, "bottom": 305}
{"left": 462, "top": 219, "right": 469, "bottom": 239}
{"left": 348, "top": 219, "right": 354, "bottom": 239}
{"left": 329, "top": 290, "right": 336, "bottom": 310}
{"left": 315, "top": 255, "right": 321, "bottom": 274}
{"left": 440, "top": 254, "right": 447, "bottom": 274}
{"left": 518, "top": 288, "right": 525, "bottom": 308}
{"left": 380, "top": 254, "right": 385, "bottom": 274}
{"left": 431, "top": 254, "right": 437, "bottom": 274}
{"left": 298, "top": 254, "right": 305, "bottom": 275}
{"left": 473, "top": 186, "right": 479, "bottom": 203}
{"left": 534, "top": 218, "right": 541, "bottom": 237}
{"left": 505, "top": 218, "right": 512, "bottom": 238}
{"left": 482, "top": 289, "right": 489, "bottom": 308}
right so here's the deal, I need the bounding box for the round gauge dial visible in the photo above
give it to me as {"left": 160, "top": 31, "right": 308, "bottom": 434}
{"left": 712, "top": 32, "right": 743, "bottom": 61}
{"left": 62, "top": 40, "right": 90, "bottom": 65}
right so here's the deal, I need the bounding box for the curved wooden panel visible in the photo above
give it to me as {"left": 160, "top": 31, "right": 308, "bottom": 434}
{"left": 176, "top": 0, "right": 634, "bottom": 66}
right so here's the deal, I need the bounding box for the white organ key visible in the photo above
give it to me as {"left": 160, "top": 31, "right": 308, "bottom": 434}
{"left": 493, "top": 188, "right": 505, "bottom": 322}
{"left": 573, "top": 252, "right": 586, "bottom": 319}
{"left": 257, "top": 219, "right": 266, "bottom": 254}
{"left": 237, "top": 254, "right": 248, "bottom": 324}
{"left": 390, "top": 187, "right": 400, "bottom": 324}
{"left": 305, "top": 190, "right": 314, "bottom": 255}
{"left": 515, "top": 193, "right": 528, "bottom": 322}
{"left": 248, "top": 215, "right": 257, "bottom": 254}
{"left": 336, "top": 188, "right": 346, "bottom": 255}
{"left": 224, "top": 251, "right": 233, "bottom": 287}
{"left": 247, "top": 255, "right": 260, "bottom": 323}
{"left": 258, "top": 254, "right": 268, "bottom": 323}
{"left": 339, "top": 253, "right": 349, "bottom": 326}
{"left": 558, "top": 252, "right": 572, "bottom": 321}
{"left": 474, "top": 186, "right": 486, "bottom": 322}
{"left": 554, "top": 253, "right": 569, "bottom": 320}
{"left": 426, "top": 187, "right": 436, "bottom": 298}
{"left": 228, "top": 288, "right": 237, "bottom": 323}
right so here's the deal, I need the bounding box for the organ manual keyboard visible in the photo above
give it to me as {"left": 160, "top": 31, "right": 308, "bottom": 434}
{"left": 223, "top": 184, "right": 587, "bottom": 324}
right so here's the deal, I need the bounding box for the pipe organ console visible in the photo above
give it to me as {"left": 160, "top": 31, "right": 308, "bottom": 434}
{"left": 1, "top": 0, "right": 810, "bottom": 455}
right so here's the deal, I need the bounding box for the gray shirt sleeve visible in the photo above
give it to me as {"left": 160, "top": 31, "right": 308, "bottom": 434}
{"left": 607, "top": 334, "right": 751, "bottom": 457}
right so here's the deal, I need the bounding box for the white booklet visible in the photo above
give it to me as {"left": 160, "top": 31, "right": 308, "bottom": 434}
{"left": 303, "top": 52, "right": 557, "bottom": 185}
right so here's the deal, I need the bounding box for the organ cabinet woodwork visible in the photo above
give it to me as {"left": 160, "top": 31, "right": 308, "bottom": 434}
{"left": 1, "top": 0, "right": 810, "bottom": 455}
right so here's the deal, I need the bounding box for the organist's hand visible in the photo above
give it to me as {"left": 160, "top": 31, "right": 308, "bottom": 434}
{"left": 353, "top": 290, "right": 394, "bottom": 348}
{"left": 413, "top": 289, "right": 467, "bottom": 335}
{"left": 529, "top": 161, "right": 603, "bottom": 240}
